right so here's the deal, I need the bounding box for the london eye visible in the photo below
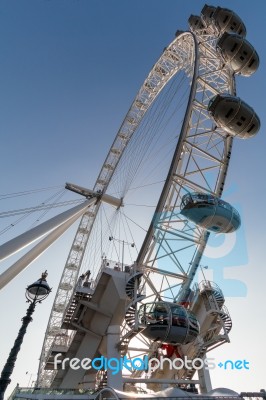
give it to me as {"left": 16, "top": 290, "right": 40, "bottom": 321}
{"left": 0, "top": 3, "right": 262, "bottom": 397}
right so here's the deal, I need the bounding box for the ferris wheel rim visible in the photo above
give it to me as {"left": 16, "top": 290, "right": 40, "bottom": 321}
{"left": 92, "top": 31, "right": 197, "bottom": 197}
{"left": 33, "top": 5, "right": 261, "bottom": 391}
{"left": 37, "top": 30, "right": 198, "bottom": 386}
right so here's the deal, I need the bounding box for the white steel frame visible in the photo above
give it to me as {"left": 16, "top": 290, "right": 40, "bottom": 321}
{"left": 36, "top": 24, "right": 236, "bottom": 387}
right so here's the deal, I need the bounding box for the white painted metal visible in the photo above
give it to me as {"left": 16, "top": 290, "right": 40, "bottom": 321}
{"left": 115, "top": 25, "right": 242, "bottom": 393}
{"left": 65, "top": 182, "right": 123, "bottom": 208}
{"left": 0, "top": 209, "right": 93, "bottom": 290}
{"left": 37, "top": 11, "right": 256, "bottom": 390}
{"left": 119, "top": 26, "right": 236, "bottom": 365}
{"left": 44, "top": 265, "right": 129, "bottom": 389}
{"left": 37, "top": 31, "right": 198, "bottom": 387}
{"left": 107, "top": 326, "right": 123, "bottom": 391}
{"left": 198, "top": 359, "right": 213, "bottom": 393}
{"left": 0, "top": 199, "right": 96, "bottom": 262}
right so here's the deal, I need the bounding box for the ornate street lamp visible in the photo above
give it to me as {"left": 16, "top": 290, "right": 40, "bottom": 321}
{"left": 0, "top": 271, "right": 51, "bottom": 400}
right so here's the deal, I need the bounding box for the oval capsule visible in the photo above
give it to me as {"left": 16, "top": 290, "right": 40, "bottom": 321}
{"left": 180, "top": 192, "right": 241, "bottom": 233}
{"left": 139, "top": 302, "right": 200, "bottom": 345}
{"left": 217, "top": 33, "right": 259, "bottom": 76}
{"left": 188, "top": 15, "right": 205, "bottom": 32}
{"left": 204, "top": 5, "right": 246, "bottom": 36}
{"left": 201, "top": 5, "right": 216, "bottom": 26}
{"left": 208, "top": 94, "right": 260, "bottom": 139}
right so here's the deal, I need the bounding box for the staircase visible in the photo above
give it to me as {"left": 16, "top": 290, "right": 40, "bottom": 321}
{"left": 119, "top": 269, "right": 146, "bottom": 355}
{"left": 219, "top": 305, "right": 232, "bottom": 334}
{"left": 62, "top": 290, "right": 91, "bottom": 328}
{"left": 46, "top": 265, "right": 130, "bottom": 389}
{"left": 125, "top": 269, "right": 144, "bottom": 327}
{"left": 125, "top": 271, "right": 143, "bottom": 299}
{"left": 198, "top": 281, "right": 232, "bottom": 335}
{"left": 199, "top": 280, "right": 225, "bottom": 310}
{"left": 125, "top": 303, "right": 137, "bottom": 328}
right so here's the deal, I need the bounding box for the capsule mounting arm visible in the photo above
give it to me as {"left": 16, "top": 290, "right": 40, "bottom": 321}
{"left": 65, "top": 182, "right": 123, "bottom": 209}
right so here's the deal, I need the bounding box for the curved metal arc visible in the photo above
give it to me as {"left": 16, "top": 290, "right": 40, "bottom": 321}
{"left": 136, "top": 33, "right": 237, "bottom": 303}
{"left": 177, "top": 73, "right": 236, "bottom": 302}
{"left": 93, "top": 31, "right": 196, "bottom": 196}
{"left": 37, "top": 31, "right": 196, "bottom": 386}
{"left": 136, "top": 32, "right": 199, "bottom": 266}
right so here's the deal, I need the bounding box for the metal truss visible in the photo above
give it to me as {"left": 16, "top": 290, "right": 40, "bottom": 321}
{"left": 137, "top": 30, "right": 235, "bottom": 303}
{"left": 37, "top": 31, "right": 198, "bottom": 387}
{"left": 38, "top": 20, "right": 236, "bottom": 385}
{"left": 119, "top": 29, "right": 236, "bottom": 362}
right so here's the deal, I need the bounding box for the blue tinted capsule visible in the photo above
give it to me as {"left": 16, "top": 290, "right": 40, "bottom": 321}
{"left": 180, "top": 192, "right": 241, "bottom": 233}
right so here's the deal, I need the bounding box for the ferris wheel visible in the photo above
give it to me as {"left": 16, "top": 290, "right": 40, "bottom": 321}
{"left": 0, "top": 4, "right": 260, "bottom": 394}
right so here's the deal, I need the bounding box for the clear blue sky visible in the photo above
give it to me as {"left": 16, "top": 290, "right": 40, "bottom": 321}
{"left": 0, "top": 0, "right": 265, "bottom": 396}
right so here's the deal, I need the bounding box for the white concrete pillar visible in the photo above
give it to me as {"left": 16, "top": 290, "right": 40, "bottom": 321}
{"left": 198, "top": 357, "right": 212, "bottom": 394}
{"left": 106, "top": 325, "right": 123, "bottom": 391}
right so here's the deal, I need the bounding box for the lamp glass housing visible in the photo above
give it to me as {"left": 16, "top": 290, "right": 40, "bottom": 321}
{"left": 26, "top": 275, "right": 51, "bottom": 302}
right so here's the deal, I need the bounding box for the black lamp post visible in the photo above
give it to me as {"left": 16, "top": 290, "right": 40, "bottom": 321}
{"left": 0, "top": 271, "right": 51, "bottom": 400}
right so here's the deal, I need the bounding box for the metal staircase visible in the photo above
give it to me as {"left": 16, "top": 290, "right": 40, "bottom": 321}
{"left": 125, "top": 303, "right": 137, "bottom": 328}
{"left": 199, "top": 281, "right": 225, "bottom": 309}
{"left": 119, "top": 268, "right": 146, "bottom": 356}
{"left": 124, "top": 270, "right": 145, "bottom": 329}
{"left": 162, "top": 279, "right": 233, "bottom": 384}
{"left": 62, "top": 289, "right": 92, "bottom": 328}
{"left": 197, "top": 280, "right": 232, "bottom": 345}
{"left": 125, "top": 270, "right": 143, "bottom": 299}
{"left": 219, "top": 305, "right": 232, "bottom": 334}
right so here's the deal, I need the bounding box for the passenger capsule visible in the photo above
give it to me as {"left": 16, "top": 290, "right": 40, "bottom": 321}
{"left": 188, "top": 15, "right": 205, "bottom": 32}
{"left": 217, "top": 33, "right": 259, "bottom": 76}
{"left": 180, "top": 192, "right": 241, "bottom": 233}
{"left": 208, "top": 94, "right": 260, "bottom": 139}
{"left": 201, "top": 5, "right": 216, "bottom": 26}
{"left": 202, "top": 5, "right": 246, "bottom": 37}
{"left": 138, "top": 302, "right": 199, "bottom": 345}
